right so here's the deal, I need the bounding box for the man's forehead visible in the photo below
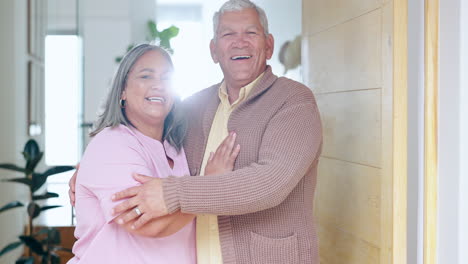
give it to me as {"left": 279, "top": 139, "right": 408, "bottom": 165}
{"left": 218, "top": 23, "right": 261, "bottom": 31}
{"left": 217, "top": 9, "right": 262, "bottom": 29}
{"left": 219, "top": 8, "right": 259, "bottom": 20}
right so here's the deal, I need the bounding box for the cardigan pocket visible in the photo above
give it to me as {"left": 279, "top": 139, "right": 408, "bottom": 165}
{"left": 249, "top": 232, "right": 299, "bottom": 264}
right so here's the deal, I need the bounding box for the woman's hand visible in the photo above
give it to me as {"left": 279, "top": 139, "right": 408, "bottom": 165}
{"left": 204, "top": 132, "right": 240, "bottom": 176}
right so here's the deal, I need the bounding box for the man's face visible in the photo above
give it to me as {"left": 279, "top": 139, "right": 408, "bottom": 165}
{"left": 210, "top": 8, "right": 274, "bottom": 88}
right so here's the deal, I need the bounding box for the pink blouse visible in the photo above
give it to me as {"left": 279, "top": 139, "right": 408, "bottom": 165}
{"left": 68, "top": 125, "right": 196, "bottom": 264}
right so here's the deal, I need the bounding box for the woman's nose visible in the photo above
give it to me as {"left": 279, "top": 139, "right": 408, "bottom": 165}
{"left": 150, "top": 80, "right": 164, "bottom": 90}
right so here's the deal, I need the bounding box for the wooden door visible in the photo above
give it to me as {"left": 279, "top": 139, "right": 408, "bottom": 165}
{"left": 302, "top": 0, "right": 407, "bottom": 263}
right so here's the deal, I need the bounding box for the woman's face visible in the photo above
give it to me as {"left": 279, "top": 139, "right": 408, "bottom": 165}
{"left": 122, "top": 50, "right": 174, "bottom": 129}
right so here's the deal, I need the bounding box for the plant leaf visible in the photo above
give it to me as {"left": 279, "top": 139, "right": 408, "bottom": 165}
{"left": 160, "top": 39, "right": 171, "bottom": 50}
{"left": 41, "top": 254, "right": 49, "bottom": 264}
{"left": 40, "top": 205, "right": 62, "bottom": 213}
{"left": 0, "top": 241, "right": 23, "bottom": 257}
{"left": 50, "top": 253, "right": 61, "bottom": 264}
{"left": 27, "top": 202, "right": 41, "bottom": 219}
{"left": 19, "top": 236, "right": 45, "bottom": 255}
{"left": 147, "top": 20, "right": 159, "bottom": 38}
{"left": 32, "top": 173, "right": 47, "bottom": 192}
{"left": 42, "top": 166, "right": 75, "bottom": 178}
{"left": 15, "top": 256, "right": 34, "bottom": 264}
{"left": 34, "top": 227, "right": 50, "bottom": 237}
{"left": 161, "top": 26, "right": 179, "bottom": 39}
{"left": 32, "top": 166, "right": 74, "bottom": 192}
{"left": 2, "top": 177, "right": 33, "bottom": 187}
{"left": 126, "top": 44, "right": 135, "bottom": 52}
{"left": 25, "top": 152, "right": 44, "bottom": 174}
{"left": 33, "top": 192, "right": 59, "bottom": 201}
{"left": 0, "top": 201, "right": 24, "bottom": 213}
{"left": 46, "top": 228, "right": 61, "bottom": 244}
{"left": 52, "top": 246, "right": 72, "bottom": 253}
{"left": 23, "top": 139, "right": 41, "bottom": 162}
{"left": 0, "top": 163, "right": 26, "bottom": 173}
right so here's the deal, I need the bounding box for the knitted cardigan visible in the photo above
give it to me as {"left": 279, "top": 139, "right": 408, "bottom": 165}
{"left": 163, "top": 66, "right": 322, "bottom": 264}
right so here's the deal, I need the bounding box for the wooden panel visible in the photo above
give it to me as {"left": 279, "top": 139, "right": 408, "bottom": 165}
{"left": 316, "top": 89, "right": 381, "bottom": 167}
{"left": 315, "top": 158, "right": 381, "bottom": 246}
{"left": 424, "top": 0, "right": 439, "bottom": 264}
{"left": 306, "top": 9, "right": 382, "bottom": 94}
{"left": 303, "top": 0, "right": 382, "bottom": 36}
{"left": 303, "top": 0, "right": 408, "bottom": 263}
{"left": 392, "top": 0, "right": 408, "bottom": 263}
{"left": 318, "top": 224, "right": 380, "bottom": 264}
{"left": 380, "top": 2, "right": 394, "bottom": 264}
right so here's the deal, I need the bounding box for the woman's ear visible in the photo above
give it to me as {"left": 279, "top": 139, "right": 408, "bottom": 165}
{"left": 121, "top": 90, "right": 127, "bottom": 100}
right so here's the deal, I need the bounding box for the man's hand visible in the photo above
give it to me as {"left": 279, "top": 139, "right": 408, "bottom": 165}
{"left": 68, "top": 163, "right": 79, "bottom": 206}
{"left": 112, "top": 174, "right": 168, "bottom": 229}
{"left": 204, "top": 132, "right": 240, "bottom": 176}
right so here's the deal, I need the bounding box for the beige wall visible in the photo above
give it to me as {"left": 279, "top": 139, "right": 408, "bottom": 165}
{"left": 0, "top": 0, "right": 30, "bottom": 263}
{"left": 302, "top": 0, "right": 398, "bottom": 263}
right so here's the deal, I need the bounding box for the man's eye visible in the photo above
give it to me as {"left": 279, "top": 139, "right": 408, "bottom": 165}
{"left": 247, "top": 32, "right": 257, "bottom": 35}
{"left": 223, "top": 33, "right": 234, "bottom": 37}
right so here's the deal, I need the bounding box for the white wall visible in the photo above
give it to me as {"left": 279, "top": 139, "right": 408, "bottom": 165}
{"left": 438, "top": 0, "right": 464, "bottom": 263}
{"left": 158, "top": 0, "right": 302, "bottom": 93}
{"left": 81, "top": 0, "right": 155, "bottom": 130}
{"left": 254, "top": 0, "right": 302, "bottom": 81}
{"left": 0, "top": 0, "right": 30, "bottom": 262}
{"left": 458, "top": 1, "right": 468, "bottom": 263}
{"left": 407, "top": 0, "right": 424, "bottom": 263}
{"left": 47, "top": 0, "right": 77, "bottom": 33}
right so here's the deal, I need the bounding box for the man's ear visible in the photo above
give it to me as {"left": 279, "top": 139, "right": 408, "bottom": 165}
{"left": 265, "top": 34, "right": 274, "bottom": 60}
{"left": 210, "top": 39, "right": 219, "bottom": 63}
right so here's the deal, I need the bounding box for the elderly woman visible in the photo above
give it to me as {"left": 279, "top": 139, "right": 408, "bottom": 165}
{"left": 68, "top": 44, "right": 238, "bottom": 263}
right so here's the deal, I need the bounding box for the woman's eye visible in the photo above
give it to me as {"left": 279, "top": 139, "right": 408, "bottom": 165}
{"left": 140, "top": 75, "right": 151, "bottom": 79}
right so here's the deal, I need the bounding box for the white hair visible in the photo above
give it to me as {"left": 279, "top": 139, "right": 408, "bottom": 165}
{"left": 212, "top": 0, "right": 269, "bottom": 40}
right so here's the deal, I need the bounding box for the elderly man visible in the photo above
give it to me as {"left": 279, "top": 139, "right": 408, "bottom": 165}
{"left": 71, "top": 0, "right": 322, "bottom": 263}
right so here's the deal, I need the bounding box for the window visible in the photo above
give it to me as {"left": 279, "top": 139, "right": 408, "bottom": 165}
{"left": 157, "top": 4, "right": 223, "bottom": 99}
{"left": 40, "top": 35, "right": 82, "bottom": 226}
{"left": 45, "top": 35, "right": 82, "bottom": 166}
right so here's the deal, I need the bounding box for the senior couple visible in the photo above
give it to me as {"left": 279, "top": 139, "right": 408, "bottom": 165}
{"left": 67, "top": 0, "right": 322, "bottom": 263}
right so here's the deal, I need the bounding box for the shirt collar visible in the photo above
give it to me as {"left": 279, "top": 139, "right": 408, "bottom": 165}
{"left": 218, "top": 71, "right": 265, "bottom": 108}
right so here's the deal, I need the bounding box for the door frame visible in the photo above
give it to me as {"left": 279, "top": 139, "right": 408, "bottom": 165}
{"left": 393, "top": 0, "right": 409, "bottom": 263}
{"left": 423, "top": 0, "right": 439, "bottom": 264}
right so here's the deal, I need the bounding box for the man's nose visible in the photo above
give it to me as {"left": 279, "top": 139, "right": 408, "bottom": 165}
{"left": 232, "top": 35, "right": 249, "bottom": 48}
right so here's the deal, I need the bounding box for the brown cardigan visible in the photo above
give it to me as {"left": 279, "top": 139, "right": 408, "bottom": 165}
{"left": 163, "top": 66, "right": 322, "bottom": 264}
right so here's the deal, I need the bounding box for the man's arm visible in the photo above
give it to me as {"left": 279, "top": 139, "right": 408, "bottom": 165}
{"left": 112, "top": 92, "right": 322, "bottom": 228}
{"left": 163, "top": 96, "right": 322, "bottom": 215}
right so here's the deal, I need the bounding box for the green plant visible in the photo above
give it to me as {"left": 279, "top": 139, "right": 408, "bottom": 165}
{"left": 115, "top": 20, "right": 180, "bottom": 63}
{"left": 0, "top": 139, "right": 75, "bottom": 264}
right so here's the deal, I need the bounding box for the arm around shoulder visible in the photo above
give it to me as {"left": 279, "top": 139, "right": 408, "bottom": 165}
{"left": 162, "top": 93, "right": 323, "bottom": 215}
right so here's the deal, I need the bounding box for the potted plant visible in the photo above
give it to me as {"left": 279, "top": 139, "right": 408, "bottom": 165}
{"left": 0, "top": 139, "right": 75, "bottom": 264}
{"left": 115, "top": 20, "right": 179, "bottom": 63}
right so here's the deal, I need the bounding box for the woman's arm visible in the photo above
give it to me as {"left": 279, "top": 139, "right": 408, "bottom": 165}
{"left": 112, "top": 132, "right": 240, "bottom": 233}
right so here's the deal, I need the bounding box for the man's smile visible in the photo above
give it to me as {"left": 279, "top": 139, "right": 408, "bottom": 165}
{"left": 231, "top": 55, "right": 252, "bottom": 60}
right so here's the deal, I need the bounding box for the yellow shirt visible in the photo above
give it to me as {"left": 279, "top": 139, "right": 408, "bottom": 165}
{"left": 197, "top": 73, "right": 264, "bottom": 264}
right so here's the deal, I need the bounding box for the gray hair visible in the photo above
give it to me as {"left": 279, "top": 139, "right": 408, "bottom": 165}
{"left": 90, "top": 43, "right": 187, "bottom": 152}
{"left": 213, "top": 0, "right": 269, "bottom": 40}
